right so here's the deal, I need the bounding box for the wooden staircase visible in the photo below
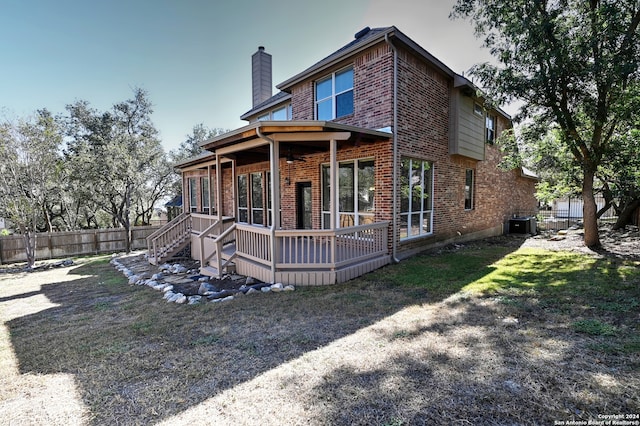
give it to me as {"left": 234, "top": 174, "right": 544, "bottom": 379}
{"left": 147, "top": 213, "right": 192, "bottom": 265}
{"left": 197, "top": 221, "right": 237, "bottom": 279}
{"left": 147, "top": 213, "right": 239, "bottom": 279}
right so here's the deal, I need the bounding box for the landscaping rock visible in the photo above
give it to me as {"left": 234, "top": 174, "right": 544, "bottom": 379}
{"left": 198, "top": 282, "right": 217, "bottom": 295}
{"left": 168, "top": 293, "right": 184, "bottom": 303}
{"left": 188, "top": 295, "right": 202, "bottom": 305}
{"left": 211, "top": 295, "right": 234, "bottom": 303}
{"left": 171, "top": 264, "right": 187, "bottom": 274}
{"left": 111, "top": 255, "right": 302, "bottom": 307}
{"left": 207, "top": 289, "right": 238, "bottom": 300}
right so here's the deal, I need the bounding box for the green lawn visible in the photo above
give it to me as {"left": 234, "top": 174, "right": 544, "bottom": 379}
{"left": 1, "top": 242, "right": 638, "bottom": 425}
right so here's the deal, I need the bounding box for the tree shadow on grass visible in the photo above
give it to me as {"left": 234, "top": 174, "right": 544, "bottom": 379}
{"left": 302, "top": 252, "right": 640, "bottom": 425}
{"left": 8, "top": 241, "right": 633, "bottom": 424}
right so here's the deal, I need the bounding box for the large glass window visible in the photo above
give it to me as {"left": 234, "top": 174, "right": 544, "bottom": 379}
{"left": 322, "top": 158, "right": 374, "bottom": 228}
{"left": 400, "top": 158, "right": 433, "bottom": 239}
{"left": 251, "top": 172, "right": 264, "bottom": 225}
{"left": 465, "top": 169, "right": 474, "bottom": 210}
{"left": 358, "top": 160, "right": 375, "bottom": 225}
{"left": 315, "top": 67, "right": 354, "bottom": 120}
{"left": 238, "top": 172, "right": 269, "bottom": 225}
{"left": 189, "top": 177, "right": 197, "bottom": 212}
{"left": 237, "top": 174, "right": 248, "bottom": 223}
{"left": 201, "top": 177, "right": 210, "bottom": 214}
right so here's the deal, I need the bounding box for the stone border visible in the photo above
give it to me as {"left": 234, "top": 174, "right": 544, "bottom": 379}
{"left": 109, "top": 256, "right": 294, "bottom": 305}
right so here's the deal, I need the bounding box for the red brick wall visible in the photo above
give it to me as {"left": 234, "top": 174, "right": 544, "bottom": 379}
{"left": 186, "top": 38, "right": 537, "bottom": 257}
{"left": 290, "top": 44, "right": 394, "bottom": 131}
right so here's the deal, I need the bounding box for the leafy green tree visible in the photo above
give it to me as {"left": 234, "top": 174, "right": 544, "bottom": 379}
{"left": 452, "top": 0, "right": 640, "bottom": 247}
{"left": 65, "top": 89, "right": 168, "bottom": 252}
{"left": 170, "top": 123, "right": 227, "bottom": 163}
{"left": 0, "top": 110, "right": 63, "bottom": 267}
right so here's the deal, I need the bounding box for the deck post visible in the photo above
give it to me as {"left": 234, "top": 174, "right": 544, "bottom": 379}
{"left": 216, "top": 153, "right": 223, "bottom": 222}
{"left": 269, "top": 139, "right": 281, "bottom": 283}
{"left": 329, "top": 138, "right": 337, "bottom": 265}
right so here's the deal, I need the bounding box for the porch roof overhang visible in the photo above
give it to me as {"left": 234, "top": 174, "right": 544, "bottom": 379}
{"left": 199, "top": 121, "right": 392, "bottom": 153}
{"left": 196, "top": 121, "right": 392, "bottom": 167}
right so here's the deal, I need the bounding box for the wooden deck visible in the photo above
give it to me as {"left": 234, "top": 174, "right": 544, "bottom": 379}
{"left": 149, "top": 213, "right": 390, "bottom": 285}
{"left": 232, "top": 222, "right": 390, "bottom": 285}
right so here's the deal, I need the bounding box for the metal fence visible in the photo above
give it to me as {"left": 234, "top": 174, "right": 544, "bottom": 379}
{"left": 514, "top": 196, "right": 618, "bottom": 233}
{"left": 0, "top": 226, "right": 160, "bottom": 265}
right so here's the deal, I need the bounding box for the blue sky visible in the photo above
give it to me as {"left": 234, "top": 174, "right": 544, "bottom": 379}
{"left": 0, "top": 0, "right": 494, "bottom": 152}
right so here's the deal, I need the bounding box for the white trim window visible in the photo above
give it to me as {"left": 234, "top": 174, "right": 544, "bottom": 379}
{"left": 315, "top": 67, "right": 354, "bottom": 120}
{"left": 400, "top": 158, "right": 433, "bottom": 239}
{"left": 237, "top": 172, "right": 268, "bottom": 225}
{"left": 251, "top": 172, "right": 264, "bottom": 225}
{"left": 257, "top": 103, "right": 292, "bottom": 121}
{"left": 188, "top": 177, "right": 198, "bottom": 212}
{"left": 321, "top": 158, "right": 375, "bottom": 228}
{"left": 464, "top": 169, "right": 474, "bottom": 210}
{"left": 201, "top": 177, "right": 210, "bottom": 214}
{"left": 237, "top": 174, "right": 248, "bottom": 223}
{"left": 486, "top": 114, "right": 496, "bottom": 144}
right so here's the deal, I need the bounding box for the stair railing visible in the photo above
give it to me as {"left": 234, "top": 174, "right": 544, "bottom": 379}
{"left": 147, "top": 213, "right": 192, "bottom": 264}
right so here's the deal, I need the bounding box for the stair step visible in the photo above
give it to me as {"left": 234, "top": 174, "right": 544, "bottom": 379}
{"left": 200, "top": 265, "right": 219, "bottom": 277}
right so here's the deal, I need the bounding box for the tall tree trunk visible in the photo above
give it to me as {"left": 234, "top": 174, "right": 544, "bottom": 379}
{"left": 582, "top": 169, "right": 601, "bottom": 248}
{"left": 21, "top": 227, "right": 37, "bottom": 269}
{"left": 124, "top": 182, "right": 132, "bottom": 253}
{"left": 612, "top": 198, "right": 640, "bottom": 230}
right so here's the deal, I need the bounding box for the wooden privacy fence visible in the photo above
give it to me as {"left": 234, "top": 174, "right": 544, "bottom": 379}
{"left": 0, "top": 226, "right": 160, "bottom": 265}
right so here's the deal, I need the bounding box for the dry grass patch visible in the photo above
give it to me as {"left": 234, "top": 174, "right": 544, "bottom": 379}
{"left": 0, "top": 242, "right": 639, "bottom": 425}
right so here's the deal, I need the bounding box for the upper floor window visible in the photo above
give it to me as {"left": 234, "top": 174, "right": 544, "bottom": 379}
{"left": 316, "top": 67, "right": 354, "bottom": 120}
{"left": 257, "top": 103, "right": 292, "bottom": 121}
{"left": 486, "top": 114, "right": 496, "bottom": 144}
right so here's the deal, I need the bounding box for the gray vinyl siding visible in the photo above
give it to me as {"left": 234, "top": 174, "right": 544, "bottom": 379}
{"left": 449, "top": 91, "right": 485, "bottom": 161}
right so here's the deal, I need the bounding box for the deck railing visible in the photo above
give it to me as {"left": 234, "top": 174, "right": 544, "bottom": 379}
{"left": 236, "top": 224, "right": 272, "bottom": 266}
{"left": 235, "top": 221, "right": 389, "bottom": 271}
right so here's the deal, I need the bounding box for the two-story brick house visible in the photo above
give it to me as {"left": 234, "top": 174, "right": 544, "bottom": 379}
{"left": 148, "top": 26, "right": 537, "bottom": 285}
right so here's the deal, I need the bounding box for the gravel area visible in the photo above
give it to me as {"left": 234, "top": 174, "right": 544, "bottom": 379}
{"left": 522, "top": 224, "right": 640, "bottom": 261}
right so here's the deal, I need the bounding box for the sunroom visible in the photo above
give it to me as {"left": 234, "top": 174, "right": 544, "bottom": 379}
{"left": 148, "top": 121, "right": 393, "bottom": 285}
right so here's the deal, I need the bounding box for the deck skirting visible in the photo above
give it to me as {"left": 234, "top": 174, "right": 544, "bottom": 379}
{"left": 235, "top": 254, "right": 390, "bottom": 286}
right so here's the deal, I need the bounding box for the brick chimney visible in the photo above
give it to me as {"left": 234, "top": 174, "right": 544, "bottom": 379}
{"left": 252, "top": 46, "right": 272, "bottom": 108}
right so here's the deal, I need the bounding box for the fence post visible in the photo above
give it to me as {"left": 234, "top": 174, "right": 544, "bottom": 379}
{"left": 0, "top": 236, "right": 3, "bottom": 265}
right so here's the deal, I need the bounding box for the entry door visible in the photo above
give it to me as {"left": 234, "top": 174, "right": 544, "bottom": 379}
{"left": 297, "top": 182, "right": 312, "bottom": 229}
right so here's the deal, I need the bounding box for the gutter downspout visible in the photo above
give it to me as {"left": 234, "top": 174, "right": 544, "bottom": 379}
{"left": 385, "top": 33, "right": 401, "bottom": 263}
{"left": 256, "top": 127, "right": 279, "bottom": 283}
